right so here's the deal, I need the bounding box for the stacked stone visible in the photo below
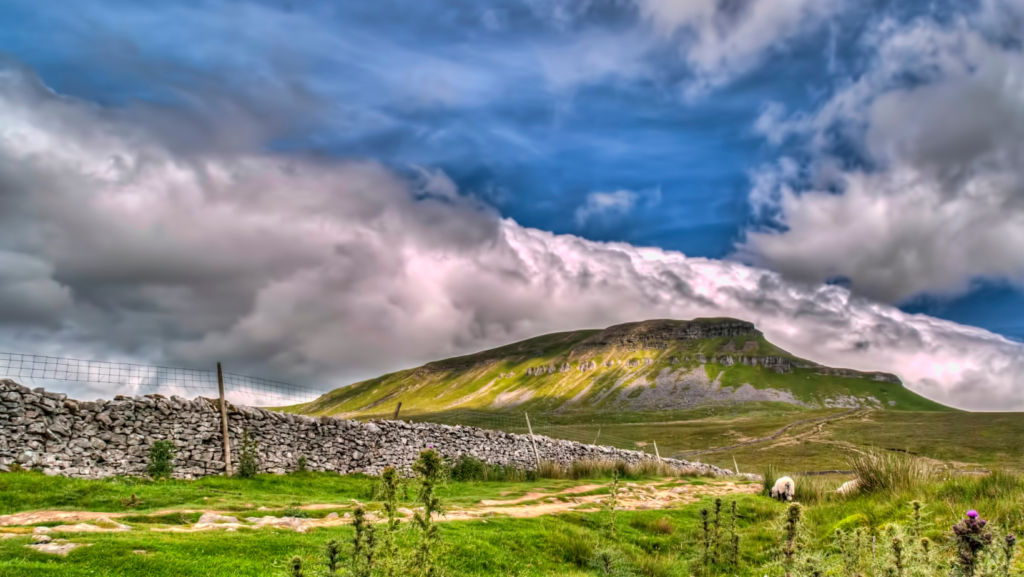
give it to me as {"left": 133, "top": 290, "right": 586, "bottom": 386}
{"left": 0, "top": 379, "right": 729, "bottom": 480}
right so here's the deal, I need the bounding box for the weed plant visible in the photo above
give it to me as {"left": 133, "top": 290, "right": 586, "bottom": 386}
{"left": 236, "top": 430, "right": 260, "bottom": 479}
{"left": 145, "top": 440, "right": 175, "bottom": 479}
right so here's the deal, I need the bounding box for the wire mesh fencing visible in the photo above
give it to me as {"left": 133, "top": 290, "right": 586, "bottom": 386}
{"left": 0, "top": 352, "right": 330, "bottom": 404}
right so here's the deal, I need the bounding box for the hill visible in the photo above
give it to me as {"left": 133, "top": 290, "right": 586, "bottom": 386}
{"left": 290, "top": 318, "right": 951, "bottom": 418}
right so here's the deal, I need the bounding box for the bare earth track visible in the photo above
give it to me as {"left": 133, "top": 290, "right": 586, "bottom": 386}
{"left": 0, "top": 479, "right": 758, "bottom": 538}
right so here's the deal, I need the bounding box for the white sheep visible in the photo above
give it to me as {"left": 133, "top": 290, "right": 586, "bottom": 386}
{"left": 770, "top": 476, "right": 796, "bottom": 502}
{"left": 835, "top": 479, "right": 860, "bottom": 496}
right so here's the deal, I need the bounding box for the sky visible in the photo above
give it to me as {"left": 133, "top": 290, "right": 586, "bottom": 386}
{"left": 0, "top": 0, "right": 1023, "bottom": 409}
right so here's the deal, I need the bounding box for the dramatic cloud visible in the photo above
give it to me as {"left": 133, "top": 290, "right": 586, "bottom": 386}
{"left": 2, "top": 66, "right": 1023, "bottom": 410}
{"left": 635, "top": 0, "right": 842, "bottom": 91}
{"left": 741, "top": 4, "right": 1024, "bottom": 302}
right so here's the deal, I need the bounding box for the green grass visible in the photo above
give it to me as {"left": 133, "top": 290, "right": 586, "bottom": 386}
{"left": 0, "top": 471, "right": 698, "bottom": 518}
{"left": 4, "top": 467, "right": 1024, "bottom": 577}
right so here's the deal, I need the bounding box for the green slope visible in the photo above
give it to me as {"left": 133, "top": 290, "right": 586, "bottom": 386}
{"left": 287, "top": 318, "right": 951, "bottom": 418}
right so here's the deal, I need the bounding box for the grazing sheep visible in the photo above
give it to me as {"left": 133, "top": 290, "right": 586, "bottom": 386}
{"left": 770, "top": 476, "right": 796, "bottom": 502}
{"left": 835, "top": 479, "right": 860, "bottom": 496}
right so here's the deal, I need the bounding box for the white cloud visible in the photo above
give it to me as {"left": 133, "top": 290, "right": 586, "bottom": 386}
{"left": 741, "top": 10, "right": 1024, "bottom": 302}
{"left": 1, "top": 65, "right": 1023, "bottom": 410}
{"left": 635, "top": 0, "right": 842, "bottom": 92}
{"left": 575, "top": 190, "right": 640, "bottom": 225}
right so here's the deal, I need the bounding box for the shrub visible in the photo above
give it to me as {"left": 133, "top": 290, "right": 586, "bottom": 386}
{"left": 449, "top": 454, "right": 486, "bottom": 482}
{"left": 146, "top": 440, "right": 176, "bottom": 479}
{"left": 236, "top": 430, "right": 259, "bottom": 479}
{"left": 296, "top": 456, "right": 308, "bottom": 473}
{"left": 848, "top": 450, "right": 935, "bottom": 494}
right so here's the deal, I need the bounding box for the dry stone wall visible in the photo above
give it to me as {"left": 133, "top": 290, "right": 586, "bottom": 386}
{"left": 0, "top": 379, "right": 729, "bottom": 480}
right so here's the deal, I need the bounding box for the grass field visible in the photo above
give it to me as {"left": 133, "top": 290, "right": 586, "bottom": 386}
{"left": 2, "top": 459, "right": 1024, "bottom": 577}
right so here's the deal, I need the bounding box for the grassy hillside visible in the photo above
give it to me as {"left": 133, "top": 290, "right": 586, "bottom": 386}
{"left": 286, "top": 318, "right": 950, "bottom": 418}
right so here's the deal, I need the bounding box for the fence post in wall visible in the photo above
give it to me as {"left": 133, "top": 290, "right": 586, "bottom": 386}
{"left": 653, "top": 439, "right": 661, "bottom": 461}
{"left": 392, "top": 401, "right": 402, "bottom": 420}
{"left": 217, "top": 362, "right": 232, "bottom": 477}
{"left": 524, "top": 412, "right": 541, "bottom": 471}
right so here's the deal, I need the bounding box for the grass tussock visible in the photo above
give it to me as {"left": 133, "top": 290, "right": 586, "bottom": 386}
{"left": 848, "top": 450, "right": 937, "bottom": 493}
{"left": 760, "top": 463, "right": 779, "bottom": 495}
{"left": 629, "top": 516, "right": 675, "bottom": 535}
{"left": 791, "top": 475, "right": 843, "bottom": 504}
{"left": 536, "top": 458, "right": 707, "bottom": 480}
{"left": 937, "top": 469, "right": 1024, "bottom": 502}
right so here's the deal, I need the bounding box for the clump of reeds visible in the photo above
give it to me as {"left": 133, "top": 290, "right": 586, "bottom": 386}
{"left": 847, "top": 450, "right": 935, "bottom": 493}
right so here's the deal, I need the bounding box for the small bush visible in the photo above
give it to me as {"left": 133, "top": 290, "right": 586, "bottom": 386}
{"left": 236, "top": 430, "right": 260, "bottom": 479}
{"left": 146, "top": 440, "right": 176, "bottom": 479}
{"left": 296, "top": 456, "right": 308, "bottom": 473}
{"left": 449, "top": 454, "right": 486, "bottom": 482}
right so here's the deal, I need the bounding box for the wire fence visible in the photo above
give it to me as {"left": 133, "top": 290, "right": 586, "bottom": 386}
{"left": 0, "top": 352, "right": 330, "bottom": 404}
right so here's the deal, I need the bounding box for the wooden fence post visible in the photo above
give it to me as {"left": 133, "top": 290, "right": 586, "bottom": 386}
{"left": 653, "top": 439, "right": 661, "bottom": 460}
{"left": 524, "top": 412, "right": 541, "bottom": 471}
{"left": 217, "top": 362, "right": 232, "bottom": 476}
{"left": 392, "top": 401, "right": 402, "bottom": 420}
{"left": 593, "top": 428, "right": 601, "bottom": 445}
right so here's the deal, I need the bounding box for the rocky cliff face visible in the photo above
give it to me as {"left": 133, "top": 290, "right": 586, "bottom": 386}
{"left": 572, "top": 319, "right": 758, "bottom": 353}
{"left": 0, "top": 379, "right": 728, "bottom": 480}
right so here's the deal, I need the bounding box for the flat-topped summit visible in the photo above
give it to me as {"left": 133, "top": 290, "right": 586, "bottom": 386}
{"left": 290, "top": 317, "right": 948, "bottom": 418}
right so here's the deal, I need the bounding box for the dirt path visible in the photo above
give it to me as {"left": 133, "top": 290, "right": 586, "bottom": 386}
{"left": 0, "top": 479, "right": 759, "bottom": 533}
{"left": 671, "top": 408, "right": 865, "bottom": 458}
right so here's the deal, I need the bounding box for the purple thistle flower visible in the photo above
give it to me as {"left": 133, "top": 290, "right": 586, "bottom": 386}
{"left": 967, "top": 510, "right": 979, "bottom": 519}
